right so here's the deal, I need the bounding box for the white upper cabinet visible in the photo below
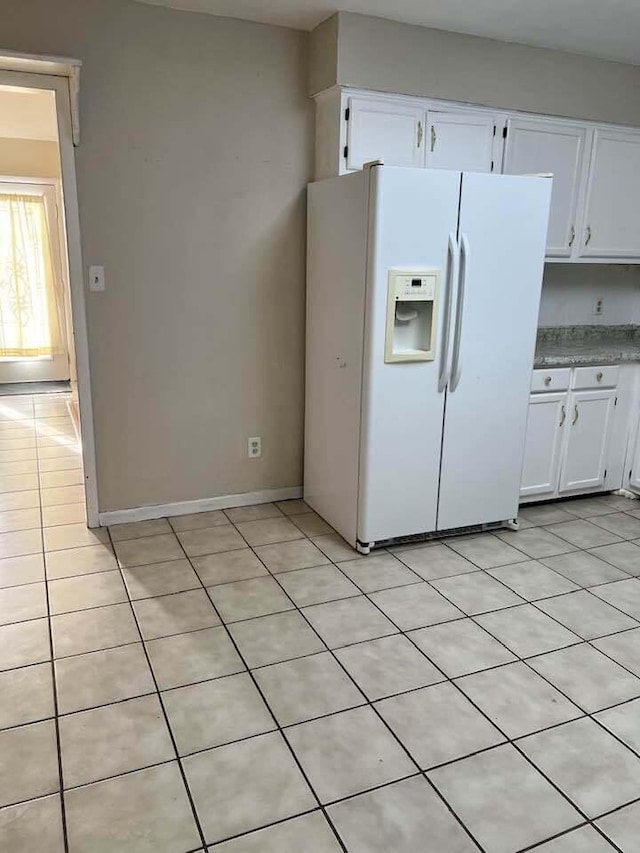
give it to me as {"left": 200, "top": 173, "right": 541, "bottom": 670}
{"left": 578, "top": 128, "right": 640, "bottom": 259}
{"left": 503, "top": 119, "right": 587, "bottom": 257}
{"left": 346, "top": 97, "right": 424, "bottom": 171}
{"left": 424, "top": 111, "right": 496, "bottom": 173}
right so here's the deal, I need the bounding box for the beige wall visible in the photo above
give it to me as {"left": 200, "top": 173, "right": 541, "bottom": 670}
{"left": 0, "top": 0, "right": 313, "bottom": 512}
{"left": 312, "top": 12, "right": 640, "bottom": 126}
{"left": 0, "top": 138, "right": 61, "bottom": 178}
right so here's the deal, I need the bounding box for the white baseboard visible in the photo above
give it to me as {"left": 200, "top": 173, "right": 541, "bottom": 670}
{"left": 98, "top": 485, "right": 303, "bottom": 527}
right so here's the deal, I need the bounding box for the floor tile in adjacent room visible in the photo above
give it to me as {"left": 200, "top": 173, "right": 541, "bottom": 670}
{"left": 59, "top": 694, "right": 174, "bottom": 787}
{"left": 43, "top": 522, "right": 108, "bottom": 552}
{"left": 285, "top": 705, "right": 415, "bottom": 803}
{"left": 376, "top": 681, "right": 504, "bottom": 769}
{"left": 537, "top": 590, "right": 638, "bottom": 639}
{"left": 163, "top": 672, "right": 275, "bottom": 755}
{"left": 229, "top": 610, "right": 325, "bottom": 668}
{"left": 429, "top": 743, "right": 582, "bottom": 853}
{"left": 0, "top": 794, "right": 65, "bottom": 853}
{"left": 409, "top": 617, "right": 515, "bottom": 678}
{"left": 145, "top": 625, "right": 244, "bottom": 690}
{"left": 520, "top": 717, "right": 640, "bottom": 817}
{"left": 327, "top": 776, "right": 478, "bottom": 853}
{"left": 456, "top": 661, "right": 582, "bottom": 738}
{"left": 0, "top": 507, "right": 40, "bottom": 534}
{"left": 55, "top": 643, "right": 155, "bottom": 714}
{"left": 430, "top": 571, "right": 524, "bottom": 615}
{"left": 0, "top": 582, "right": 47, "bottom": 625}
{"left": 0, "top": 662, "right": 54, "bottom": 730}
{"left": 132, "top": 589, "right": 221, "bottom": 640}
{"left": 529, "top": 643, "right": 640, "bottom": 712}
{"left": 0, "top": 720, "right": 59, "bottom": 807}
{"left": 0, "top": 552, "right": 44, "bottom": 588}
{"left": 303, "top": 595, "right": 398, "bottom": 647}
{"left": 64, "top": 761, "right": 201, "bottom": 853}
{"left": 334, "top": 633, "right": 444, "bottom": 700}
{"left": 183, "top": 731, "right": 315, "bottom": 845}
{"left": 0, "top": 528, "right": 42, "bottom": 559}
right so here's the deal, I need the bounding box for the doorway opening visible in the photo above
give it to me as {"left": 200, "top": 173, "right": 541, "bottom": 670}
{"left": 0, "top": 69, "right": 98, "bottom": 528}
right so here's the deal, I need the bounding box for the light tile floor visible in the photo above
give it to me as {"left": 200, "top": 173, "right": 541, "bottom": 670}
{"left": 2, "top": 395, "right": 640, "bottom": 850}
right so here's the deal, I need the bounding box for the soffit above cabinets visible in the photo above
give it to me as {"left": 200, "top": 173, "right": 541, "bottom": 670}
{"left": 136, "top": 0, "right": 640, "bottom": 66}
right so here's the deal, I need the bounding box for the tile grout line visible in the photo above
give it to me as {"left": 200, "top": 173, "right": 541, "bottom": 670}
{"left": 32, "top": 396, "right": 71, "bottom": 853}
{"left": 103, "top": 525, "right": 211, "bottom": 853}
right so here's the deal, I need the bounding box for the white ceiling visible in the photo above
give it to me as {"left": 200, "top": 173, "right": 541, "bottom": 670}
{"left": 137, "top": 0, "right": 640, "bottom": 65}
{"left": 0, "top": 87, "right": 58, "bottom": 141}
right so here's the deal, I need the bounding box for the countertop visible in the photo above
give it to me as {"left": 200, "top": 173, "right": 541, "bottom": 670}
{"left": 534, "top": 325, "right": 640, "bottom": 368}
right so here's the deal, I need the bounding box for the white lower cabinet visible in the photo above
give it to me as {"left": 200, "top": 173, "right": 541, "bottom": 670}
{"left": 521, "top": 367, "right": 618, "bottom": 501}
{"left": 558, "top": 390, "right": 616, "bottom": 493}
{"left": 520, "top": 392, "right": 567, "bottom": 498}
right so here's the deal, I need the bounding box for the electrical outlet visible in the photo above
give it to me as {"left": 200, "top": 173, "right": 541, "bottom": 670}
{"left": 593, "top": 297, "right": 605, "bottom": 317}
{"left": 247, "top": 436, "right": 261, "bottom": 458}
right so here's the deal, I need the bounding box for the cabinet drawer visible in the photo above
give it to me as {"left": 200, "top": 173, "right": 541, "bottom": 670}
{"left": 572, "top": 365, "right": 619, "bottom": 390}
{"left": 531, "top": 368, "right": 571, "bottom": 392}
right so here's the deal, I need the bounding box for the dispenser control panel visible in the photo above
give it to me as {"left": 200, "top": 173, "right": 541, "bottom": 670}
{"left": 385, "top": 269, "right": 440, "bottom": 364}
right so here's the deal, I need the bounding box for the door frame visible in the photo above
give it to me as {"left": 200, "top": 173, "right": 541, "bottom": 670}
{"left": 0, "top": 69, "right": 99, "bottom": 527}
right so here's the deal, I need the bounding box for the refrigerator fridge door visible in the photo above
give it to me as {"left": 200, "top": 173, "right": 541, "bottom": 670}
{"left": 436, "top": 172, "right": 552, "bottom": 532}
{"left": 358, "top": 166, "right": 461, "bottom": 545}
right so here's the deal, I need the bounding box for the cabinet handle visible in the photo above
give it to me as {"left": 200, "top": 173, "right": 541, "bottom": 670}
{"left": 544, "top": 375, "right": 552, "bottom": 386}
{"left": 596, "top": 371, "right": 603, "bottom": 382}
{"left": 559, "top": 405, "right": 566, "bottom": 426}
{"left": 585, "top": 225, "right": 592, "bottom": 246}
{"left": 572, "top": 405, "right": 579, "bottom": 425}
{"left": 568, "top": 225, "right": 575, "bottom": 248}
{"left": 430, "top": 125, "right": 437, "bottom": 152}
{"left": 417, "top": 121, "right": 423, "bottom": 149}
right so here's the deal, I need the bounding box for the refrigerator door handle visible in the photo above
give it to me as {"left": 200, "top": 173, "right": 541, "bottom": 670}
{"left": 438, "top": 233, "right": 459, "bottom": 392}
{"left": 450, "top": 232, "right": 468, "bottom": 392}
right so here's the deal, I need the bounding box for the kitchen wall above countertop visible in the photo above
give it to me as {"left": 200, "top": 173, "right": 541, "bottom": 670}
{"left": 534, "top": 325, "right": 640, "bottom": 367}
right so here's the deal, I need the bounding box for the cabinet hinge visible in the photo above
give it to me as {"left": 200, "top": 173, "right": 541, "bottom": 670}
{"left": 491, "top": 161, "right": 495, "bottom": 173}
{"left": 493, "top": 124, "right": 496, "bottom": 137}
{"left": 614, "top": 396, "right": 618, "bottom": 406}
{"left": 502, "top": 125, "right": 508, "bottom": 139}
{"left": 630, "top": 469, "right": 634, "bottom": 480}
{"left": 345, "top": 107, "right": 350, "bottom": 121}
{"left": 343, "top": 145, "right": 348, "bottom": 159}
{"left": 604, "top": 469, "right": 607, "bottom": 478}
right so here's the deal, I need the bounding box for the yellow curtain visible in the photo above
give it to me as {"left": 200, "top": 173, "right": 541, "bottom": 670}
{"left": 0, "top": 193, "right": 63, "bottom": 358}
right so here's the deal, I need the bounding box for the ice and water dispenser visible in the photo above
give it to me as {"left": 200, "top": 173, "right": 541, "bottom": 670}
{"left": 384, "top": 269, "right": 440, "bottom": 363}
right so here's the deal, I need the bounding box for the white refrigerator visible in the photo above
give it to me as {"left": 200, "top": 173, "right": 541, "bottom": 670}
{"left": 304, "top": 163, "right": 551, "bottom": 553}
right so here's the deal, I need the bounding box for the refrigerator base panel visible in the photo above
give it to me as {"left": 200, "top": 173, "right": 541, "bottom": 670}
{"left": 356, "top": 518, "right": 517, "bottom": 554}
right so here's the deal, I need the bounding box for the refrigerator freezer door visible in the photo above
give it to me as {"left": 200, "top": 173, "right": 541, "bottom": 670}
{"left": 436, "top": 172, "right": 552, "bottom": 532}
{"left": 358, "top": 166, "right": 461, "bottom": 544}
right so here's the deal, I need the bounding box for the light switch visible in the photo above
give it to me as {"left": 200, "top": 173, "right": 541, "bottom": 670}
{"left": 89, "top": 265, "right": 106, "bottom": 292}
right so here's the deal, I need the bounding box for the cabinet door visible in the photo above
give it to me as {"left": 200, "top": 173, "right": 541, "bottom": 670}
{"left": 346, "top": 97, "right": 424, "bottom": 171}
{"left": 520, "top": 392, "right": 567, "bottom": 498}
{"left": 425, "top": 111, "right": 495, "bottom": 173}
{"left": 559, "top": 390, "right": 616, "bottom": 493}
{"left": 579, "top": 128, "right": 640, "bottom": 259}
{"left": 503, "top": 119, "right": 587, "bottom": 257}
{"left": 628, "top": 413, "right": 640, "bottom": 493}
